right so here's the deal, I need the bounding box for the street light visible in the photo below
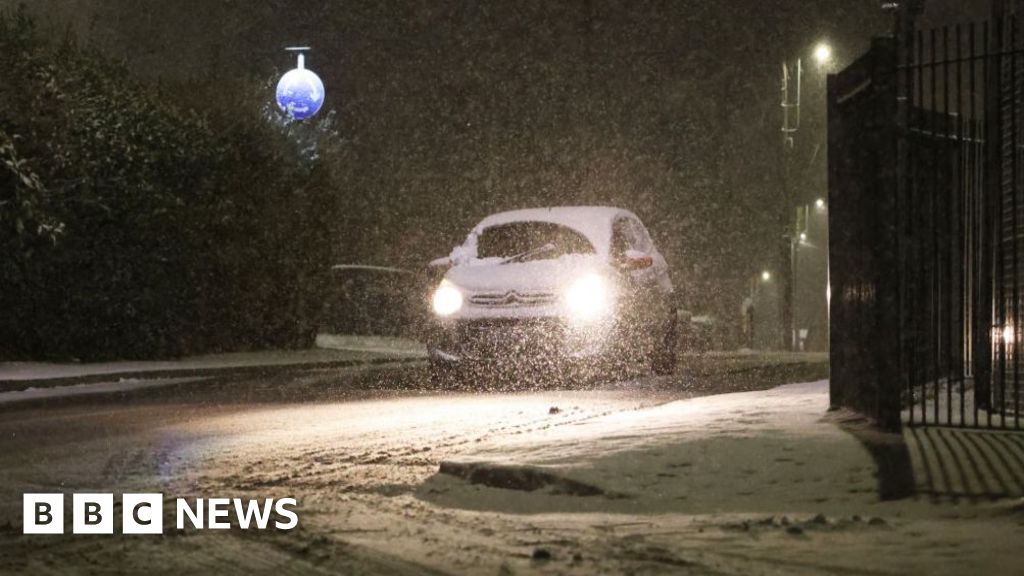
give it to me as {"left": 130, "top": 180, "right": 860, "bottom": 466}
{"left": 813, "top": 42, "right": 833, "bottom": 66}
{"left": 815, "top": 198, "right": 826, "bottom": 211}
{"left": 276, "top": 47, "right": 325, "bottom": 121}
{"left": 782, "top": 43, "right": 837, "bottom": 142}
{"left": 762, "top": 271, "right": 772, "bottom": 282}
{"left": 779, "top": 43, "right": 835, "bottom": 352}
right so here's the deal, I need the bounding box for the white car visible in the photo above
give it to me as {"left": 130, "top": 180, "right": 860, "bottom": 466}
{"left": 426, "top": 206, "right": 677, "bottom": 382}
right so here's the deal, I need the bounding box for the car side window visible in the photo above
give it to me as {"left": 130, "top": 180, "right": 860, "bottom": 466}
{"left": 614, "top": 216, "right": 652, "bottom": 256}
{"left": 611, "top": 219, "right": 634, "bottom": 257}
{"left": 629, "top": 217, "right": 653, "bottom": 252}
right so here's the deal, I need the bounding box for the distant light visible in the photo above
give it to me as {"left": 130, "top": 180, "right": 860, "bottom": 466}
{"left": 1003, "top": 325, "right": 1015, "bottom": 345}
{"left": 815, "top": 198, "right": 826, "bottom": 210}
{"left": 761, "top": 271, "right": 772, "bottom": 282}
{"left": 799, "top": 232, "right": 808, "bottom": 243}
{"left": 276, "top": 51, "right": 325, "bottom": 120}
{"left": 813, "top": 43, "right": 833, "bottom": 66}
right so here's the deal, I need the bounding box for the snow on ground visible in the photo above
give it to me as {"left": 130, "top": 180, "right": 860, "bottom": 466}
{"left": 0, "top": 377, "right": 204, "bottom": 405}
{"left": 129, "top": 377, "right": 1022, "bottom": 574}
{"left": 0, "top": 335, "right": 425, "bottom": 385}
{"left": 1, "top": 372, "right": 1021, "bottom": 574}
{"left": 902, "top": 378, "right": 1022, "bottom": 429}
{"left": 407, "top": 380, "right": 1024, "bottom": 574}
{"left": 425, "top": 381, "right": 874, "bottom": 516}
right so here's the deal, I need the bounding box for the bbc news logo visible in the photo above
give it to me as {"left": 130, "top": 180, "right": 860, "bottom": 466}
{"left": 23, "top": 494, "right": 298, "bottom": 534}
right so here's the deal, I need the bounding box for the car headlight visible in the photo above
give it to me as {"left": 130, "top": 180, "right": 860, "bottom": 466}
{"left": 564, "top": 273, "right": 612, "bottom": 321}
{"left": 432, "top": 280, "right": 464, "bottom": 316}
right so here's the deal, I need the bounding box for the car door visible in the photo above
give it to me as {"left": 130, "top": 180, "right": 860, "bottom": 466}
{"left": 627, "top": 217, "right": 673, "bottom": 296}
{"left": 611, "top": 216, "right": 665, "bottom": 348}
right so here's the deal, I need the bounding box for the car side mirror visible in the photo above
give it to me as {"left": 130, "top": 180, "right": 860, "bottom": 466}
{"left": 618, "top": 250, "right": 653, "bottom": 271}
{"left": 429, "top": 256, "right": 452, "bottom": 270}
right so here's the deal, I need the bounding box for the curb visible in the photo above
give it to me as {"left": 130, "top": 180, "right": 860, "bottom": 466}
{"left": 0, "top": 355, "right": 427, "bottom": 393}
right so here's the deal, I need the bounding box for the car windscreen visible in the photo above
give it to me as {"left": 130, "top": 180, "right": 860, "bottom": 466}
{"left": 476, "top": 222, "right": 596, "bottom": 260}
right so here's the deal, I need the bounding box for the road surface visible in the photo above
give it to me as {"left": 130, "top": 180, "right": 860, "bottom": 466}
{"left": 0, "top": 359, "right": 828, "bottom": 575}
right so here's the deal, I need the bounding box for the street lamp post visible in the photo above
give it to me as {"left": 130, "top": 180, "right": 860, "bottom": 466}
{"left": 779, "top": 42, "right": 832, "bottom": 351}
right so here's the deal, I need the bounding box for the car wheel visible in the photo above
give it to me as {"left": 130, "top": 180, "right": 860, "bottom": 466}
{"left": 652, "top": 314, "right": 678, "bottom": 376}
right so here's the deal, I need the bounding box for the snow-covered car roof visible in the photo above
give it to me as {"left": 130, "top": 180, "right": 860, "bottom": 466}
{"left": 473, "top": 206, "right": 638, "bottom": 256}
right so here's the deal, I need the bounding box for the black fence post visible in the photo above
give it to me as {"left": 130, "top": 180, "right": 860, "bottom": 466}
{"left": 875, "top": 40, "right": 903, "bottom": 431}
{"left": 896, "top": 0, "right": 920, "bottom": 428}
{"left": 828, "top": 37, "right": 902, "bottom": 431}
{"left": 976, "top": 1, "right": 1006, "bottom": 414}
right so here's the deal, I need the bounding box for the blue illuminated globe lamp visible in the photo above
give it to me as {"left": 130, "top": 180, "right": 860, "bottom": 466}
{"left": 276, "top": 48, "right": 325, "bottom": 121}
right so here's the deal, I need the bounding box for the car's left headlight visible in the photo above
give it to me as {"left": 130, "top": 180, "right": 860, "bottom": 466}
{"left": 564, "top": 273, "right": 612, "bottom": 322}
{"left": 432, "top": 280, "right": 464, "bottom": 316}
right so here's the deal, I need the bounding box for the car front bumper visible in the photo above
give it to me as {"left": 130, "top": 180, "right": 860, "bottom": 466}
{"left": 427, "top": 317, "right": 616, "bottom": 367}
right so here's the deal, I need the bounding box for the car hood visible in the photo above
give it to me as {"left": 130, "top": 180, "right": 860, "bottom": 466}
{"left": 444, "top": 254, "right": 610, "bottom": 294}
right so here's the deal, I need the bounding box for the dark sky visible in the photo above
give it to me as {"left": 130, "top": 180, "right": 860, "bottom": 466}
{"left": 8, "top": 1, "right": 891, "bottom": 79}
{"left": 920, "top": 0, "right": 991, "bottom": 26}
{"left": 7, "top": 0, "right": 895, "bottom": 319}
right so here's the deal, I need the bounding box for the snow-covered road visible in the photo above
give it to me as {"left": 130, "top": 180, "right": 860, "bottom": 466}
{"left": 0, "top": 361, "right": 1020, "bottom": 575}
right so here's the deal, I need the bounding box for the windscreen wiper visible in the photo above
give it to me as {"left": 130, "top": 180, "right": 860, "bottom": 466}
{"left": 500, "top": 243, "right": 557, "bottom": 265}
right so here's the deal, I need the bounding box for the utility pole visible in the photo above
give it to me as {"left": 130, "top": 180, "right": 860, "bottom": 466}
{"left": 780, "top": 58, "right": 802, "bottom": 351}
{"left": 780, "top": 43, "right": 833, "bottom": 352}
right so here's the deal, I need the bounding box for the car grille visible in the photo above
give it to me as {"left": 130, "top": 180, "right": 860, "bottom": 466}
{"left": 469, "top": 291, "right": 558, "bottom": 308}
{"left": 454, "top": 319, "right": 565, "bottom": 358}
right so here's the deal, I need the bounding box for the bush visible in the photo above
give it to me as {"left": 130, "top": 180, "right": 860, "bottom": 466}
{"left": 0, "top": 9, "right": 337, "bottom": 360}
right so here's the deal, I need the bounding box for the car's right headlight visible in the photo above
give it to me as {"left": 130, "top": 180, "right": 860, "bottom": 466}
{"left": 564, "top": 273, "right": 612, "bottom": 322}
{"left": 432, "top": 280, "right": 464, "bottom": 316}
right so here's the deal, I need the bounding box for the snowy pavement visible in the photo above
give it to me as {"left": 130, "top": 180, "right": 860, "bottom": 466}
{"left": 427, "top": 380, "right": 874, "bottom": 516}
{"left": 0, "top": 335, "right": 426, "bottom": 392}
{"left": 0, "top": 376, "right": 207, "bottom": 405}
{"left": 0, "top": 362, "right": 1021, "bottom": 575}
{"left": 414, "top": 381, "right": 1024, "bottom": 574}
